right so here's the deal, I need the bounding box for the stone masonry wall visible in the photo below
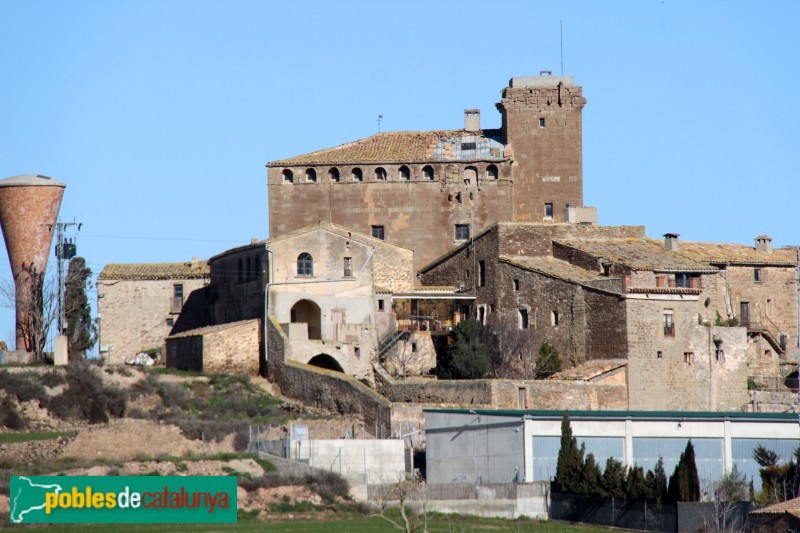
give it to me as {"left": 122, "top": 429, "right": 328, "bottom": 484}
{"left": 98, "top": 278, "right": 207, "bottom": 365}
{"left": 379, "top": 377, "right": 626, "bottom": 410}
{"left": 626, "top": 296, "right": 749, "bottom": 411}
{"left": 203, "top": 320, "right": 260, "bottom": 375}
{"left": 268, "top": 175, "right": 514, "bottom": 272}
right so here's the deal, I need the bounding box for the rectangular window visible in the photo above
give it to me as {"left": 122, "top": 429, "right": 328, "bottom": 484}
{"left": 461, "top": 142, "right": 476, "bottom": 151}
{"left": 663, "top": 310, "right": 674, "bottom": 337}
{"left": 478, "top": 260, "right": 486, "bottom": 287}
{"left": 166, "top": 318, "right": 174, "bottom": 327}
{"left": 513, "top": 278, "right": 520, "bottom": 291}
{"left": 519, "top": 309, "right": 529, "bottom": 330}
{"left": 343, "top": 257, "right": 352, "bottom": 277}
{"left": 371, "top": 225, "right": 385, "bottom": 240}
{"left": 675, "top": 273, "right": 691, "bottom": 288}
{"left": 172, "top": 284, "right": 184, "bottom": 313}
{"left": 544, "top": 203, "right": 553, "bottom": 219}
{"left": 377, "top": 299, "right": 385, "bottom": 311}
{"left": 518, "top": 387, "right": 526, "bottom": 409}
{"left": 539, "top": 117, "right": 546, "bottom": 128}
{"left": 455, "top": 224, "right": 470, "bottom": 241}
{"left": 754, "top": 268, "right": 762, "bottom": 282}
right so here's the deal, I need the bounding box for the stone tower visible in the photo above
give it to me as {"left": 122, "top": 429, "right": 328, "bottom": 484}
{"left": 0, "top": 175, "right": 65, "bottom": 351}
{"left": 497, "top": 75, "right": 586, "bottom": 223}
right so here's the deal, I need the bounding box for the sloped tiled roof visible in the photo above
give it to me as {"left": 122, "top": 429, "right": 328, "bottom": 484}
{"left": 269, "top": 129, "right": 504, "bottom": 166}
{"left": 672, "top": 240, "right": 797, "bottom": 266}
{"left": 499, "top": 255, "right": 605, "bottom": 284}
{"left": 99, "top": 260, "right": 209, "bottom": 281}
{"left": 751, "top": 496, "right": 800, "bottom": 515}
{"left": 556, "top": 238, "right": 714, "bottom": 272}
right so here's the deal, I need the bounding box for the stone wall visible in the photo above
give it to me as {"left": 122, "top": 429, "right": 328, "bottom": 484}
{"left": 268, "top": 176, "right": 514, "bottom": 271}
{"left": 166, "top": 319, "right": 260, "bottom": 375}
{"left": 267, "top": 317, "right": 391, "bottom": 429}
{"left": 626, "top": 295, "right": 750, "bottom": 411}
{"left": 98, "top": 278, "right": 207, "bottom": 365}
{"left": 379, "top": 377, "right": 627, "bottom": 411}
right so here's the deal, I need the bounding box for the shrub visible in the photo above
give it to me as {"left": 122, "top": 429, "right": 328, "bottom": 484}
{"left": 0, "top": 371, "right": 47, "bottom": 404}
{"left": 48, "top": 362, "right": 127, "bottom": 423}
{"left": 0, "top": 398, "right": 26, "bottom": 430}
{"left": 158, "top": 382, "right": 188, "bottom": 409}
{"left": 535, "top": 342, "right": 562, "bottom": 379}
{"left": 40, "top": 370, "right": 66, "bottom": 388}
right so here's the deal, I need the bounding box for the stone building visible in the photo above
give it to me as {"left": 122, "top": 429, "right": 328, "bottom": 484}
{"left": 267, "top": 74, "right": 596, "bottom": 271}
{"left": 419, "top": 223, "right": 762, "bottom": 411}
{"left": 675, "top": 236, "right": 799, "bottom": 378}
{"left": 97, "top": 259, "right": 209, "bottom": 365}
{"left": 167, "top": 222, "right": 416, "bottom": 381}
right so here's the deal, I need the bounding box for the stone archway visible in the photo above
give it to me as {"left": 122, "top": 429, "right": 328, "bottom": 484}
{"left": 308, "top": 353, "right": 344, "bottom": 373}
{"left": 291, "top": 299, "right": 321, "bottom": 340}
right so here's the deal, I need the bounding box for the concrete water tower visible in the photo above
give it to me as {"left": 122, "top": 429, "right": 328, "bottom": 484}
{"left": 0, "top": 175, "right": 65, "bottom": 352}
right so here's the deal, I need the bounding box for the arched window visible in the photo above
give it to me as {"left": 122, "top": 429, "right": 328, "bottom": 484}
{"left": 297, "top": 252, "right": 313, "bottom": 276}
{"left": 464, "top": 166, "right": 477, "bottom": 186}
{"left": 399, "top": 166, "right": 410, "bottom": 180}
{"left": 246, "top": 256, "right": 251, "bottom": 280}
{"left": 282, "top": 169, "right": 294, "bottom": 183}
{"left": 423, "top": 165, "right": 434, "bottom": 180}
{"left": 352, "top": 168, "right": 363, "bottom": 182}
{"left": 306, "top": 168, "right": 317, "bottom": 182}
{"left": 255, "top": 254, "right": 261, "bottom": 280}
{"left": 329, "top": 168, "right": 340, "bottom": 182}
{"left": 375, "top": 167, "right": 387, "bottom": 180}
{"left": 238, "top": 258, "right": 243, "bottom": 281}
{"left": 487, "top": 164, "right": 498, "bottom": 180}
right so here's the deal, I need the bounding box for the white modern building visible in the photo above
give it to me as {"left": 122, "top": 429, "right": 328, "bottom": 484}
{"left": 425, "top": 409, "right": 799, "bottom": 491}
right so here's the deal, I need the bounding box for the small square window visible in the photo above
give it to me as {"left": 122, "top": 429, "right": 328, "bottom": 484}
{"left": 539, "top": 117, "right": 546, "bottom": 128}
{"left": 166, "top": 318, "right": 174, "bottom": 327}
{"left": 657, "top": 351, "right": 663, "bottom": 359}
{"left": 455, "top": 224, "right": 470, "bottom": 241}
{"left": 371, "top": 225, "right": 385, "bottom": 240}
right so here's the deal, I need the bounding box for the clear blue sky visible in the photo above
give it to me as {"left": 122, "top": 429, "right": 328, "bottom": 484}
{"left": 1, "top": 0, "right": 798, "bottom": 348}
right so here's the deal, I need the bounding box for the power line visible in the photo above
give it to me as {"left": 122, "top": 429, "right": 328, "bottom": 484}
{"left": 81, "top": 234, "right": 249, "bottom": 244}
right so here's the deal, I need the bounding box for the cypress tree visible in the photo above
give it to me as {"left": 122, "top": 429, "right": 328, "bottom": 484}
{"left": 553, "top": 412, "right": 584, "bottom": 494}
{"left": 625, "top": 465, "right": 648, "bottom": 502}
{"left": 581, "top": 453, "right": 604, "bottom": 498}
{"left": 653, "top": 457, "right": 669, "bottom": 504}
{"left": 602, "top": 457, "right": 627, "bottom": 500}
{"left": 668, "top": 440, "right": 701, "bottom": 502}
{"left": 64, "top": 257, "right": 96, "bottom": 361}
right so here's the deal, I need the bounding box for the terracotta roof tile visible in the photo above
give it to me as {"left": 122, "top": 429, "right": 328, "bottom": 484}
{"left": 557, "top": 238, "right": 714, "bottom": 272}
{"left": 269, "top": 129, "right": 505, "bottom": 166}
{"left": 499, "top": 255, "right": 605, "bottom": 284}
{"left": 672, "top": 240, "right": 797, "bottom": 266}
{"left": 99, "top": 260, "right": 209, "bottom": 281}
{"left": 751, "top": 496, "right": 800, "bottom": 514}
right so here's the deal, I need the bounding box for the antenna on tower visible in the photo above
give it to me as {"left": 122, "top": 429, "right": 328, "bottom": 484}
{"left": 560, "top": 20, "right": 564, "bottom": 76}
{"left": 377, "top": 114, "right": 383, "bottom": 133}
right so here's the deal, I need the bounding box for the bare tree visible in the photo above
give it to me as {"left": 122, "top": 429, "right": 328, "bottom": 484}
{"left": 373, "top": 478, "right": 429, "bottom": 533}
{"left": 703, "top": 467, "right": 749, "bottom": 533}
{"left": 487, "top": 313, "right": 536, "bottom": 378}
{"left": 0, "top": 263, "right": 58, "bottom": 362}
{"left": 384, "top": 333, "right": 428, "bottom": 379}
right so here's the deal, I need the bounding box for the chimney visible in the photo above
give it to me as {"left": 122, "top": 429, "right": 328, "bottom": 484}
{"left": 754, "top": 235, "right": 772, "bottom": 254}
{"left": 464, "top": 109, "right": 480, "bottom": 132}
{"left": 664, "top": 233, "right": 680, "bottom": 251}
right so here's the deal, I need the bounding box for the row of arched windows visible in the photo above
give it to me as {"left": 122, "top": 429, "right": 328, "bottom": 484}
{"left": 237, "top": 254, "right": 262, "bottom": 282}
{"left": 281, "top": 164, "right": 499, "bottom": 184}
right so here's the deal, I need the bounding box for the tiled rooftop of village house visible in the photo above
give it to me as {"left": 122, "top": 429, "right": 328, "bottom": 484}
{"left": 669, "top": 240, "right": 797, "bottom": 265}
{"left": 99, "top": 260, "right": 209, "bottom": 281}
{"left": 555, "top": 238, "right": 715, "bottom": 272}
{"left": 499, "top": 255, "right": 605, "bottom": 283}
{"left": 269, "top": 129, "right": 504, "bottom": 166}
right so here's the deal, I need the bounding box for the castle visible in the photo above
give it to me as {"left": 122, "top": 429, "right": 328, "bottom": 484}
{"left": 267, "top": 74, "right": 596, "bottom": 270}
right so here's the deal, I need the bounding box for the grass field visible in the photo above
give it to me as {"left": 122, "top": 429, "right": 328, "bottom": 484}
{"left": 0, "top": 431, "right": 72, "bottom": 444}
{"left": 5, "top": 514, "right": 619, "bottom": 532}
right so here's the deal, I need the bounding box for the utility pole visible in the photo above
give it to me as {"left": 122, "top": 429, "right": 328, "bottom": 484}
{"left": 53, "top": 220, "right": 81, "bottom": 334}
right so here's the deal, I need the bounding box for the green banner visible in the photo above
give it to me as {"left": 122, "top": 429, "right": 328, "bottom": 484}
{"left": 10, "top": 475, "right": 237, "bottom": 524}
